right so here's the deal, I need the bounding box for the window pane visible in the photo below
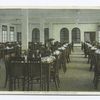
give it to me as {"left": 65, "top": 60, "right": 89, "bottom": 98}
{"left": 10, "top": 27, "right": 14, "bottom": 31}
{"left": 2, "top": 25, "right": 7, "bottom": 42}
{"left": 72, "top": 28, "right": 80, "bottom": 43}
{"left": 2, "top": 25, "right": 7, "bottom": 31}
{"left": 32, "top": 28, "right": 40, "bottom": 42}
{"left": 10, "top": 27, "right": 14, "bottom": 41}
{"left": 60, "top": 28, "right": 69, "bottom": 43}
{"left": 17, "top": 32, "right": 22, "bottom": 42}
{"left": 44, "top": 28, "right": 49, "bottom": 42}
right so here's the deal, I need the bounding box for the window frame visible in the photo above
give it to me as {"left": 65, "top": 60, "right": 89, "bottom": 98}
{"left": 2, "top": 25, "right": 8, "bottom": 42}
{"left": 10, "top": 26, "right": 15, "bottom": 42}
{"left": 72, "top": 27, "right": 81, "bottom": 43}
{"left": 60, "top": 28, "right": 69, "bottom": 43}
{"left": 44, "top": 28, "right": 49, "bottom": 42}
{"left": 32, "top": 28, "right": 40, "bottom": 42}
{"left": 17, "top": 32, "right": 22, "bottom": 42}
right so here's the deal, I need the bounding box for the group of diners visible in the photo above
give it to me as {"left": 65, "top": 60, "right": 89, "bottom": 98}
{"left": 3, "top": 40, "right": 73, "bottom": 91}
{"left": 0, "top": 42, "right": 21, "bottom": 59}
{"left": 82, "top": 41, "right": 100, "bottom": 89}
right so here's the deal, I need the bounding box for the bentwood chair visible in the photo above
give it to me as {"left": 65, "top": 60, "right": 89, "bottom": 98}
{"left": 27, "top": 57, "right": 43, "bottom": 91}
{"left": 83, "top": 43, "right": 88, "bottom": 58}
{"left": 93, "top": 53, "right": 100, "bottom": 89}
{"left": 5, "top": 57, "right": 28, "bottom": 91}
{"left": 87, "top": 47, "right": 91, "bottom": 64}
{"left": 60, "top": 49, "right": 67, "bottom": 73}
{"left": 51, "top": 55, "right": 60, "bottom": 90}
{"left": 90, "top": 49, "right": 96, "bottom": 71}
{"left": 66, "top": 46, "right": 71, "bottom": 63}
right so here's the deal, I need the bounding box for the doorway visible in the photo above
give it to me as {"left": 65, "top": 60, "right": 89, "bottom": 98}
{"left": 84, "top": 32, "right": 96, "bottom": 43}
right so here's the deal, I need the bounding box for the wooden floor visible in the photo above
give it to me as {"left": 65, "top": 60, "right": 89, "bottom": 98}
{"left": 0, "top": 47, "right": 100, "bottom": 91}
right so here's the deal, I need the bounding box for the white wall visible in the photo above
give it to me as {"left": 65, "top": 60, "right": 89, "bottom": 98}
{"left": 29, "top": 23, "right": 40, "bottom": 42}
{"left": 16, "top": 24, "right": 22, "bottom": 33}
{"left": 0, "top": 22, "right": 97, "bottom": 46}
{"left": 0, "top": 22, "right": 97, "bottom": 47}
{"left": 29, "top": 23, "right": 49, "bottom": 42}
{"left": 52, "top": 23, "right": 97, "bottom": 46}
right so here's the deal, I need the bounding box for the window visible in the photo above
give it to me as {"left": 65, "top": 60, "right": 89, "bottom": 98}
{"left": 84, "top": 32, "right": 96, "bottom": 43}
{"left": 60, "top": 28, "right": 69, "bottom": 43}
{"left": 10, "top": 27, "right": 14, "bottom": 41}
{"left": 72, "top": 27, "right": 80, "bottom": 43}
{"left": 44, "top": 28, "right": 49, "bottom": 42}
{"left": 2, "top": 25, "right": 8, "bottom": 42}
{"left": 32, "top": 28, "right": 40, "bottom": 42}
{"left": 17, "top": 32, "right": 22, "bottom": 42}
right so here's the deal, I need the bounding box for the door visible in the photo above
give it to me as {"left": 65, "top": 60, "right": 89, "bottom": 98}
{"left": 84, "top": 32, "right": 96, "bottom": 43}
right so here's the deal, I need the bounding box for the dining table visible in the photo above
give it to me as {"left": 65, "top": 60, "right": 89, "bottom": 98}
{"left": 41, "top": 55, "right": 56, "bottom": 91}
{"left": 7, "top": 43, "right": 70, "bottom": 91}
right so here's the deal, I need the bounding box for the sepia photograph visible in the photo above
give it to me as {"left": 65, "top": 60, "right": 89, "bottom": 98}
{"left": 0, "top": 1, "right": 100, "bottom": 99}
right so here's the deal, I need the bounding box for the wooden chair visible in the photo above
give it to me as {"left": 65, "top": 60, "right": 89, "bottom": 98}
{"left": 27, "top": 57, "right": 43, "bottom": 91}
{"left": 83, "top": 43, "right": 88, "bottom": 58}
{"left": 93, "top": 53, "right": 100, "bottom": 89}
{"left": 87, "top": 47, "right": 91, "bottom": 63}
{"left": 90, "top": 49, "right": 96, "bottom": 71}
{"left": 59, "top": 49, "right": 67, "bottom": 73}
{"left": 5, "top": 57, "right": 28, "bottom": 91}
{"left": 51, "top": 55, "right": 60, "bottom": 90}
{"left": 66, "top": 46, "right": 71, "bottom": 63}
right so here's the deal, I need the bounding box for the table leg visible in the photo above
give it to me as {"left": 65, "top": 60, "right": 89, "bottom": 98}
{"left": 46, "top": 64, "right": 50, "bottom": 91}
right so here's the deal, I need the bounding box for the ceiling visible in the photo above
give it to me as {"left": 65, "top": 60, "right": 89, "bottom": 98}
{"left": 0, "top": 9, "right": 100, "bottom": 24}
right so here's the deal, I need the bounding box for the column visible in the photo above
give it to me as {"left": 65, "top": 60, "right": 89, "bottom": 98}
{"left": 97, "top": 25, "right": 100, "bottom": 42}
{"left": 28, "top": 23, "right": 31, "bottom": 42}
{"left": 22, "top": 10, "right": 29, "bottom": 50}
{"left": 81, "top": 30, "right": 84, "bottom": 42}
{"left": 8, "top": 24, "right": 10, "bottom": 42}
{"left": 0, "top": 24, "right": 2, "bottom": 42}
{"left": 49, "top": 22, "right": 53, "bottom": 39}
{"left": 69, "top": 30, "right": 71, "bottom": 43}
{"left": 40, "top": 20, "right": 44, "bottom": 44}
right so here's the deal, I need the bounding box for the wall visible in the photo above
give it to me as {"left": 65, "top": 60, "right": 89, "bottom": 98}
{"left": 29, "top": 23, "right": 40, "bottom": 42}
{"left": 52, "top": 23, "right": 97, "bottom": 46}
{"left": 0, "top": 22, "right": 97, "bottom": 47}
{"left": 16, "top": 24, "right": 22, "bottom": 33}
{"left": 8, "top": 23, "right": 98, "bottom": 47}
{"left": 29, "top": 23, "right": 49, "bottom": 42}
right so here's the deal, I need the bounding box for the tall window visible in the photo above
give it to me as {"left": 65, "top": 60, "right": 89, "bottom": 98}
{"left": 60, "top": 28, "right": 69, "bottom": 43}
{"left": 10, "top": 27, "right": 14, "bottom": 41}
{"left": 2, "top": 25, "right": 8, "bottom": 42}
{"left": 32, "top": 28, "right": 40, "bottom": 42}
{"left": 72, "top": 27, "right": 80, "bottom": 43}
{"left": 17, "top": 32, "right": 22, "bottom": 42}
{"left": 44, "top": 28, "right": 49, "bottom": 42}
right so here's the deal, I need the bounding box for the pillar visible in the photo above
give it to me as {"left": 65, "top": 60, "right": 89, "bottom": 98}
{"left": 69, "top": 30, "right": 71, "bottom": 43}
{"left": 22, "top": 9, "right": 29, "bottom": 50}
{"left": 40, "top": 20, "right": 44, "bottom": 44}
{"left": 49, "top": 22, "right": 53, "bottom": 39}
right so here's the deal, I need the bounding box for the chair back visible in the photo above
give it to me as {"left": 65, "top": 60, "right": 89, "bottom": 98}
{"left": 95, "top": 54, "right": 100, "bottom": 72}
{"left": 7, "top": 57, "right": 28, "bottom": 78}
{"left": 27, "top": 57, "right": 42, "bottom": 77}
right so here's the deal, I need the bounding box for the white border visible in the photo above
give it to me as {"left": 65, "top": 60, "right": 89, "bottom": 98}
{"left": 0, "top": 1, "right": 100, "bottom": 100}
{"left": 0, "top": 0, "right": 100, "bottom": 8}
